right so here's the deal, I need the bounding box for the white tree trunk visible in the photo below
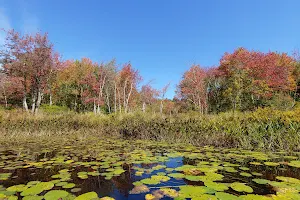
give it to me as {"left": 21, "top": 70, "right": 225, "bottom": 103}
{"left": 106, "top": 95, "right": 111, "bottom": 113}
{"left": 123, "top": 79, "right": 128, "bottom": 110}
{"left": 160, "top": 100, "right": 163, "bottom": 114}
{"left": 36, "top": 91, "right": 42, "bottom": 109}
{"left": 117, "top": 87, "right": 122, "bottom": 113}
{"left": 114, "top": 82, "right": 117, "bottom": 113}
{"left": 125, "top": 83, "right": 133, "bottom": 113}
{"left": 49, "top": 90, "right": 53, "bottom": 106}
{"left": 97, "top": 104, "right": 100, "bottom": 114}
{"left": 23, "top": 95, "right": 28, "bottom": 112}
{"left": 4, "top": 95, "right": 7, "bottom": 108}
{"left": 31, "top": 93, "right": 36, "bottom": 114}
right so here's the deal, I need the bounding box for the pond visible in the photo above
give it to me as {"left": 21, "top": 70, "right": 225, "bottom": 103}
{"left": 0, "top": 137, "right": 300, "bottom": 200}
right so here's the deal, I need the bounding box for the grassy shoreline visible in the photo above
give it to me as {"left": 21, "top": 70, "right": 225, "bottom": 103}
{"left": 1, "top": 108, "right": 300, "bottom": 151}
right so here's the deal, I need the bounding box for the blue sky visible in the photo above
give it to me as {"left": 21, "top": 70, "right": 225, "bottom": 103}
{"left": 1, "top": 0, "right": 300, "bottom": 98}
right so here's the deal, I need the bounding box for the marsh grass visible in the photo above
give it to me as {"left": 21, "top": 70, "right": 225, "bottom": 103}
{"left": 0, "top": 107, "right": 300, "bottom": 151}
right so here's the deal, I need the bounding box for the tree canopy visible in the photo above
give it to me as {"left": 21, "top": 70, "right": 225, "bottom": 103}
{"left": 1, "top": 30, "right": 299, "bottom": 114}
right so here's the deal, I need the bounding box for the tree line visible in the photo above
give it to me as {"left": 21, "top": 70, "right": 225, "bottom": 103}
{"left": 177, "top": 49, "right": 300, "bottom": 113}
{"left": 0, "top": 30, "right": 299, "bottom": 114}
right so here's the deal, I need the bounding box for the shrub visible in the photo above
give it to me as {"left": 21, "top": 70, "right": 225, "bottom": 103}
{"left": 39, "top": 105, "right": 70, "bottom": 114}
{"left": 0, "top": 108, "right": 299, "bottom": 151}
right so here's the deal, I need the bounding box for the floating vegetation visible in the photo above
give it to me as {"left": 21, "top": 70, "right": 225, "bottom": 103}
{"left": 252, "top": 179, "right": 269, "bottom": 185}
{"left": 168, "top": 173, "right": 185, "bottom": 179}
{"left": 230, "top": 182, "right": 253, "bottom": 193}
{"left": 74, "top": 192, "right": 98, "bottom": 200}
{"left": 0, "top": 137, "right": 300, "bottom": 199}
{"left": 159, "top": 188, "right": 178, "bottom": 198}
{"left": 44, "top": 190, "right": 70, "bottom": 200}
{"left": 204, "top": 181, "right": 229, "bottom": 192}
{"left": 178, "top": 185, "right": 216, "bottom": 198}
{"left": 240, "top": 172, "right": 252, "bottom": 177}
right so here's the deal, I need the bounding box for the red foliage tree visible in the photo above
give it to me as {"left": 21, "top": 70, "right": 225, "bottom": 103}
{"left": 177, "top": 65, "right": 208, "bottom": 113}
{"left": 117, "top": 63, "right": 142, "bottom": 113}
{"left": 140, "top": 82, "right": 159, "bottom": 112}
{"left": 218, "top": 48, "right": 296, "bottom": 109}
{"left": 0, "top": 72, "right": 23, "bottom": 107}
{"left": 1, "top": 29, "right": 60, "bottom": 113}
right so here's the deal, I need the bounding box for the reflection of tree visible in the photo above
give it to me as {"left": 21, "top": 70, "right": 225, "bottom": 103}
{"left": 140, "top": 163, "right": 156, "bottom": 169}
{"left": 182, "top": 157, "right": 196, "bottom": 165}
{"left": 0, "top": 167, "right": 59, "bottom": 188}
{"left": 111, "top": 169, "right": 134, "bottom": 197}
{"left": 76, "top": 175, "right": 114, "bottom": 197}
{"left": 72, "top": 166, "right": 135, "bottom": 198}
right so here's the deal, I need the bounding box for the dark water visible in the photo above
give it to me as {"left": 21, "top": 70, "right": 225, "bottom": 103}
{"left": 1, "top": 156, "right": 183, "bottom": 199}
{"left": 1, "top": 138, "right": 300, "bottom": 199}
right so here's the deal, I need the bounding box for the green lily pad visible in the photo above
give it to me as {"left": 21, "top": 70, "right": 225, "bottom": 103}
{"left": 100, "top": 197, "right": 115, "bottom": 200}
{"left": 63, "top": 183, "right": 76, "bottom": 189}
{"left": 55, "top": 182, "right": 68, "bottom": 187}
{"left": 27, "top": 181, "right": 41, "bottom": 187}
{"left": 230, "top": 182, "right": 253, "bottom": 193}
{"left": 71, "top": 188, "right": 82, "bottom": 193}
{"left": 7, "top": 196, "right": 18, "bottom": 200}
{"left": 288, "top": 160, "right": 300, "bottom": 168}
{"left": 204, "top": 181, "right": 229, "bottom": 191}
{"left": 264, "top": 162, "right": 280, "bottom": 167}
{"left": 168, "top": 173, "right": 185, "bottom": 179}
{"left": 44, "top": 190, "right": 70, "bottom": 200}
{"left": 6, "top": 184, "right": 28, "bottom": 192}
{"left": 74, "top": 192, "right": 98, "bottom": 200}
{"left": 133, "top": 181, "right": 143, "bottom": 186}
{"left": 22, "top": 196, "right": 44, "bottom": 200}
{"left": 185, "top": 175, "right": 202, "bottom": 182}
{"left": 239, "top": 194, "right": 272, "bottom": 200}
{"left": 140, "top": 178, "right": 160, "bottom": 185}
{"left": 240, "top": 172, "right": 252, "bottom": 177}
{"left": 160, "top": 188, "right": 178, "bottom": 198}
{"left": 215, "top": 192, "right": 240, "bottom": 200}
{"left": 276, "top": 176, "right": 300, "bottom": 184}
{"left": 224, "top": 167, "right": 238, "bottom": 173}
{"left": 21, "top": 182, "right": 54, "bottom": 196}
{"left": 252, "top": 172, "right": 263, "bottom": 176}
{"left": 252, "top": 179, "right": 269, "bottom": 185}
{"left": 239, "top": 167, "right": 250, "bottom": 171}
{"left": 178, "top": 185, "right": 216, "bottom": 198}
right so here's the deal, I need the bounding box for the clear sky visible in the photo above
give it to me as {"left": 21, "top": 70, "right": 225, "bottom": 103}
{"left": 1, "top": 0, "right": 300, "bottom": 98}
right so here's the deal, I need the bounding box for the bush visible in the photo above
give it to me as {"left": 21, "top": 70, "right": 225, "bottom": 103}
{"left": 39, "top": 105, "right": 70, "bottom": 114}
{"left": 0, "top": 108, "right": 299, "bottom": 151}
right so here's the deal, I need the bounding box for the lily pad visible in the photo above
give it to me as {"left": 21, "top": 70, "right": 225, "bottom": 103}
{"left": 178, "top": 185, "right": 216, "bottom": 198}
{"left": 252, "top": 179, "right": 269, "bottom": 185}
{"left": 22, "top": 196, "right": 44, "bottom": 200}
{"left": 230, "top": 182, "right": 253, "bottom": 193}
{"left": 264, "top": 162, "right": 280, "bottom": 167}
{"left": 168, "top": 173, "right": 185, "bottom": 179}
{"left": 215, "top": 192, "right": 240, "bottom": 200}
{"left": 21, "top": 182, "right": 54, "bottom": 196}
{"left": 160, "top": 188, "right": 178, "bottom": 198}
{"left": 204, "top": 181, "right": 229, "bottom": 191}
{"left": 44, "top": 190, "right": 69, "bottom": 200}
{"left": 62, "top": 183, "right": 76, "bottom": 189}
{"left": 6, "top": 184, "right": 28, "bottom": 192}
{"left": 240, "top": 172, "right": 252, "bottom": 177}
{"left": 74, "top": 192, "right": 98, "bottom": 200}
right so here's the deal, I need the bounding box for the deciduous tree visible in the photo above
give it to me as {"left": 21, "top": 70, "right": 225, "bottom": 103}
{"left": 1, "top": 29, "right": 60, "bottom": 113}
{"left": 140, "top": 81, "right": 159, "bottom": 112}
{"left": 177, "top": 65, "right": 208, "bottom": 113}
